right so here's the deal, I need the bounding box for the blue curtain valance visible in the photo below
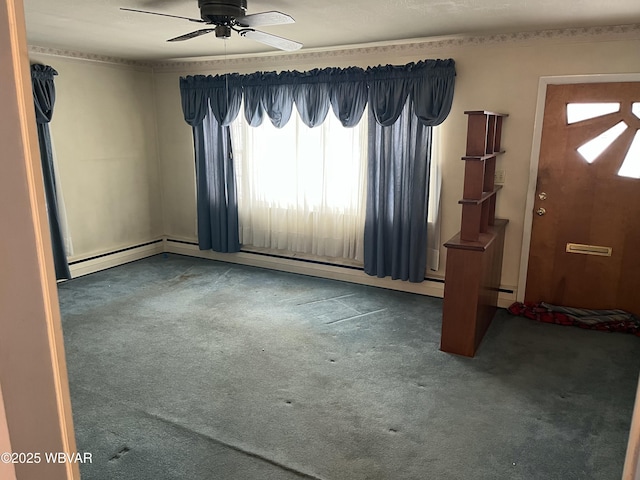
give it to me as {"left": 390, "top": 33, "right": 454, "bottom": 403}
{"left": 31, "top": 64, "right": 58, "bottom": 124}
{"left": 180, "top": 59, "right": 456, "bottom": 129}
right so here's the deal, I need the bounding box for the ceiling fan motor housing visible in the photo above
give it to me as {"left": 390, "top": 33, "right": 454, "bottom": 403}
{"left": 198, "top": 0, "right": 247, "bottom": 23}
{"left": 214, "top": 25, "right": 232, "bottom": 39}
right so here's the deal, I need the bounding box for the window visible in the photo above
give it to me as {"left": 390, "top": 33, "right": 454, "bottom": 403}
{"left": 231, "top": 106, "right": 368, "bottom": 261}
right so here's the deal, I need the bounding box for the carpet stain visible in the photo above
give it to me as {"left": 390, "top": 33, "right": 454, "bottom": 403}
{"left": 166, "top": 267, "right": 200, "bottom": 285}
{"left": 109, "top": 446, "right": 130, "bottom": 461}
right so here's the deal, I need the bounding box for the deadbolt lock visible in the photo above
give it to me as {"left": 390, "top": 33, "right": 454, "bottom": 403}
{"left": 538, "top": 192, "right": 547, "bottom": 200}
{"left": 536, "top": 207, "right": 546, "bottom": 216}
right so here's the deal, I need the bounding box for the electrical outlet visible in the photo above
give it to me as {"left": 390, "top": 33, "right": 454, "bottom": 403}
{"left": 495, "top": 169, "right": 506, "bottom": 184}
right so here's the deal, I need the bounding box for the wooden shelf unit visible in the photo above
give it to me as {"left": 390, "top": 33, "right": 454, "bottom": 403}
{"left": 459, "top": 111, "right": 506, "bottom": 241}
{"left": 440, "top": 110, "right": 509, "bottom": 357}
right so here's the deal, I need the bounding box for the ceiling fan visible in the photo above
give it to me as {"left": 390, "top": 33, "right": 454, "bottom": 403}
{"left": 121, "top": 0, "right": 302, "bottom": 51}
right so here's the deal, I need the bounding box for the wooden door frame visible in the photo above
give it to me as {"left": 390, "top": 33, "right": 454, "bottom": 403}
{"left": 1, "top": 0, "right": 79, "bottom": 478}
{"left": 517, "top": 73, "right": 640, "bottom": 480}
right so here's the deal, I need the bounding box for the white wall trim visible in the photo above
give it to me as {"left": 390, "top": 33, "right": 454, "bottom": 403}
{"left": 67, "top": 241, "right": 164, "bottom": 278}
{"left": 517, "top": 73, "right": 640, "bottom": 302}
{"left": 28, "top": 45, "right": 154, "bottom": 70}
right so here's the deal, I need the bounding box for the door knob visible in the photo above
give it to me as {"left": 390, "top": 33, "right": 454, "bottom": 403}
{"left": 536, "top": 207, "right": 546, "bottom": 216}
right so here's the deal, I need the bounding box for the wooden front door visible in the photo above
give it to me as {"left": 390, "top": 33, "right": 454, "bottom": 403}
{"left": 525, "top": 82, "right": 640, "bottom": 315}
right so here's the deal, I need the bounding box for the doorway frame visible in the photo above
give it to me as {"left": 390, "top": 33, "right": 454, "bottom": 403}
{"left": 517, "top": 72, "right": 640, "bottom": 303}
{"left": 517, "top": 73, "right": 640, "bottom": 479}
{"left": 1, "top": 0, "right": 78, "bottom": 478}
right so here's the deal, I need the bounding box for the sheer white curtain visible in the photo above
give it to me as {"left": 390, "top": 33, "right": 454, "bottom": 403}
{"left": 231, "top": 108, "right": 368, "bottom": 261}
{"left": 426, "top": 126, "right": 441, "bottom": 272}
{"left": 51, "top": 136, "right": 73, "bottom": 257}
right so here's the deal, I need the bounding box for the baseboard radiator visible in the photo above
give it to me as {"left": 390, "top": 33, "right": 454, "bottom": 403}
{"left": 164, "top": 238, "right": 516, "bottom": 306}
{"left": 63, "top": 237, "right": 516, "bottom": 306}
{"left": 67, "top": 240, "right": 164, "bottom": 279}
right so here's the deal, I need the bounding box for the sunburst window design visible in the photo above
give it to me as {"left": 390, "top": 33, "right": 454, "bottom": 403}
{"left": 618, "top": 130, "right": 640, "bottom": 178}
{"left": 576, "top": 121, "right": 628, "bottom": 164}
{"left": 567, "top": 103, "right": 620, "bottom": 124}
{"left": 568, "top": 102, "right": 640, "bottom": 178}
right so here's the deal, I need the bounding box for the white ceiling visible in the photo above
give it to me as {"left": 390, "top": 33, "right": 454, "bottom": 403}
{"left": 23, "top": 0, "right": 640, "bottom": 61}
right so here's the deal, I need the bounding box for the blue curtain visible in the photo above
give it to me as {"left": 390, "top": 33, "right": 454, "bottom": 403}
{"left": 179, "top": 60, "right": 456, "bottom": 277}
{"left": 364, "top": 61, "right": 455, "bottom": 282}
{"left": 31, "top": 64, "right": 71, "bottom": 281}
{"left": 365, "top": 100, "right": 433, "bottom": 282}
{"left": 180, "top": 75, "right": 241, "bottom": 252}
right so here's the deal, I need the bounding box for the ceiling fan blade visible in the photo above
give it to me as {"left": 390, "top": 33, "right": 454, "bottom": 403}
{"left": 240, "top": 29, "right": 302, "bottom": 51}
{"left": 236, "top": 11, "right": 295, "bottom": 28}
{"left": 120, "top": 8, "right": 204, "bottom": 23}
{"left": 167, "top": 29, "right": 217, "bottom": 42}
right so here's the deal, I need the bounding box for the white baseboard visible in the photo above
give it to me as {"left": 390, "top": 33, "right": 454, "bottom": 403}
{"left": 68, "top": 241, "right": 164, "bottom": 278}
{"left": 497, "top": 291, "right": 517, "bottom": 309}
{"left": 165, "top": 239, "right": 448, "bottom": 298}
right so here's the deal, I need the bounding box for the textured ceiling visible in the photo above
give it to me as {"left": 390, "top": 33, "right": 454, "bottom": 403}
{"left": 23, "top": 0, "right": 640, "bottom": 61}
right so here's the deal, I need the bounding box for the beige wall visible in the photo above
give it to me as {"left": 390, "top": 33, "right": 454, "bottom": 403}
{"left": 153, "top": 34, "right": 640, "bottom": 292}
{"left": 29, "top": 54, "right": 163, "bottom": 261}
{"left": 153, "top": 70, "right": 196, "bottom": 241}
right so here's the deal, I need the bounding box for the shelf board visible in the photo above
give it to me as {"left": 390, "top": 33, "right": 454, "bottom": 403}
{"left": 464, "top": 110, "right": 509, "bottom": 117}
{"left": 458, "top": 185, "right": 503, "bottom": 205}
{"left": 444, "top": 219, "right": 509, "bottom": 251}
{"left": 461, "top": 152, "right": 504, "bottom": 161}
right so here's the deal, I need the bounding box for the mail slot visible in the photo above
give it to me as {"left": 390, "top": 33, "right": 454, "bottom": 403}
{"left": 566, "top": 243, "right": 612, "bottom": 257}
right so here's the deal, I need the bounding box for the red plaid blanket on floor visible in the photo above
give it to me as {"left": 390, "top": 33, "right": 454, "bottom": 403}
{"left": 508, "top": 302, "right": 640, "bottom": 336}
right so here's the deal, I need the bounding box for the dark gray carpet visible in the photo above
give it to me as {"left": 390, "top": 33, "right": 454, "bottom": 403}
{"left": 58, "top": 254, "right": 640, "bottom": 479}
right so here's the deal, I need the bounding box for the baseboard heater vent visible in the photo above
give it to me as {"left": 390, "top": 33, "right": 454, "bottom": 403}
{"left": 67, "top": 239, "right": 164, "bottom": 278}
{"left": 68, "top": 239, "right": 164, "bottom": 265}
{"left": 239, "top": 248, "right": 364, "bottom": 272}
{"left": 164, "top": 238, "right": 447, "bottom": 283}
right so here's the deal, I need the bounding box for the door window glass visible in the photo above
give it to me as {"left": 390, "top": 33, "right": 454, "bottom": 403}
{"left": 567, "top": 102, "right": 640, "bottom": 178}
{"left": 618, "top": 130, "right": 640, "bottom": 179}
{"left": 567, "top": 103, "right": 620, "bottom": 124}
{"left": 576, "top": 121, "right": 628, "bottom": 164}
